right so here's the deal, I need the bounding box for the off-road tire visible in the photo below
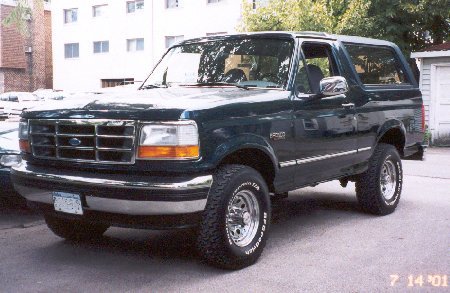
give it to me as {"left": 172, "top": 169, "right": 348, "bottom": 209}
{"left": 197, "top": 164, "right": 271, "bottom": 270}
{"left": 356, "top": 143, "right": 403, "bottom": 215}
{"left": 44, "top": 215, "right": 109, "bottom": 241}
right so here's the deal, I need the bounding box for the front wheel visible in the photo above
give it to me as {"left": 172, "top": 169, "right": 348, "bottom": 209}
{"left": 355, "top": 143, "right": 403, "bottom": 215}
{"left": 197, "top": 164, "right": 271, "bottom": 269}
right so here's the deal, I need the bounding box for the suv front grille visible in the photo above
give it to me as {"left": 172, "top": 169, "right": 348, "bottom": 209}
{"left": 29, "top": 119, "right": 136, "bottom": 164}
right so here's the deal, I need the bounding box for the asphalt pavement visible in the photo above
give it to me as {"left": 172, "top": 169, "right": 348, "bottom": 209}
{"left": 0, "top": 148, "right": 449, "bottom": 292}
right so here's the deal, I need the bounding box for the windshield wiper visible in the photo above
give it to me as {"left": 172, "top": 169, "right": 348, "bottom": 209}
{"left": 140, "top": 84, "right": 168, "bottom": 90}
{"left": 178, "top": 82, "right": 250, "bottom": 90}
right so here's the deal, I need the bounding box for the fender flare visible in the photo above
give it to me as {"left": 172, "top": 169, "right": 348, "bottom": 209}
{"left": 374, "top": 119, "right": 406, "bottom": 149}
{"left": 211, "top": 133, "right": 279, "bottom": 172}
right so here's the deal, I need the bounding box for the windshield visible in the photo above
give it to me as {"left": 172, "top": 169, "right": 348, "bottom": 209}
{"left": 143, "top": 37, "right": 294, "bottom": 89}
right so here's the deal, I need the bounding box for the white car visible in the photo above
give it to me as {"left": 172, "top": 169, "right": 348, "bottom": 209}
{"left": 0, "top": 92, "right": 42, "bottom": 119}
{"left": 33, "top": 89, "right": 68, "bottom": 101}
{"left": 0, "top": 104, "right": 6, "bottom": 120}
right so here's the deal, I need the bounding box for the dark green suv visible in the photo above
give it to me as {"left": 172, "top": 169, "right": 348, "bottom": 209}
{"left": 11, "top": 32, "right": 425, "bottom": 269}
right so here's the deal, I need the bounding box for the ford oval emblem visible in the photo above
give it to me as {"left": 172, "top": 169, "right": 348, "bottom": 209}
{"left": 69, "top": 138, "right": 82, "bottom": 146}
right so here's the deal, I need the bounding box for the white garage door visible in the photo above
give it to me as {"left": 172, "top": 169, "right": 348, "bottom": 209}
{"left": 432, "top": 64, "right": 450, "bottom": 143}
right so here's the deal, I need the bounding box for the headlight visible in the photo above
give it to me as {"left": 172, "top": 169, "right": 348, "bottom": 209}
{"left": 18, "top": 120, "right": 31, "bottom": 153}
{"left": 138, "top": 121, "right": 199, "bottom": 160}
{"left": 0, "top": 154, "right": 22, "bottom": 167}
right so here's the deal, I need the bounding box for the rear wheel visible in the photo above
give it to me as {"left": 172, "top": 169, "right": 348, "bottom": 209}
{"left": 197, "top": 164, "right": 271, "bottom": 269}
{"left": 355, "top": 143, "right": 403, "bottom": 215}
{"left": 44, "top": 215, "right": 109, "bottom": 241}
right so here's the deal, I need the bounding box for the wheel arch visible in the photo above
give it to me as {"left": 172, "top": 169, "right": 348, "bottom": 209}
{"left": 214, "top": 142, "right": 278, "bottom": 193}
{"left": 375, "top": 120, "right": 406, "bottom": 157}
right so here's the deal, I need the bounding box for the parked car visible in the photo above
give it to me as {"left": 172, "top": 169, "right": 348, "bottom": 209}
{"left": 0, "top": 104, "right": 7, "bottom": 120}
{"left": 33, "top": 89, "right": 69, "bottom": 101}
{"left": 0, "top": 92, "right": 41, "bottom": 119}
{"left": 11, "top": 32, "right": 425, "bottom": 269}
{"left": 0, "top": 122, "right": 24, "bottom": 205}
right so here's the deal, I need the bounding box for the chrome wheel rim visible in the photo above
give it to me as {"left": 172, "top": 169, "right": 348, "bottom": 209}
{"left": 226, "top": 190, "right": 260, "bottom": 247}
{"left": 380, "top": 159, "right": 397, "bottom": 201}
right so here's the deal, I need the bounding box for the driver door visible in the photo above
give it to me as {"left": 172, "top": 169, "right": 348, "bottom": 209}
{"left": 292, "top": 40, "right": 358, "bottom": 186}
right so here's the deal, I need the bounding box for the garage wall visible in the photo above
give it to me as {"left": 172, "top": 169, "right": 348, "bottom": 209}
{"left": 419, "top": 57, "right": 450, "bottom": 127}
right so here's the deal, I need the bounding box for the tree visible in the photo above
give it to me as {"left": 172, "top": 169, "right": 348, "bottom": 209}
{"left": 240, "top": 0, "right": 450, "bottom": 55}
{"left": 2, "top": 0, "right": 44, "bottom": 37}
{"left": 361, "top": 0, "right": 450, "bottom": 53}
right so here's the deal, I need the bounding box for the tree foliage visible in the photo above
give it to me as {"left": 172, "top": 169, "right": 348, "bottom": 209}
{"left": 1, "top": 0, "right": 44, "bottom": 37}
{"left": 240, "top": 0, "right": 450, "bottom": 55}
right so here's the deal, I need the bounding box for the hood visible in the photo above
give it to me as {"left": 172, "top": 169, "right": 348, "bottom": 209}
{"left": 0, "top": 122, "right": 19, "bottom": 154}
{"left": 22, "top": 87, "right": 290, "bottom": 121}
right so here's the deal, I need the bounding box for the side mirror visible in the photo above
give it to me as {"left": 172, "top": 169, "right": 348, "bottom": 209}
{"left": 319, "top": 76, "right": 349, "bottom": 96}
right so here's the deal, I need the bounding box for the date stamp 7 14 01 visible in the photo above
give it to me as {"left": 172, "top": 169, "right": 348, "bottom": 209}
{"left": 390, "top": 274, "right": 448, "bottom": 288}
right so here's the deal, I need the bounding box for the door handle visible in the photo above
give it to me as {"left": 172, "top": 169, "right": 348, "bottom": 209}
{"left": 342, "top": 103, "right": 355, "bottom": 109}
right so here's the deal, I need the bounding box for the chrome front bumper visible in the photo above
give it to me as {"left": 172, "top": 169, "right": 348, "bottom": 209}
{"left": 11, "top": 162, "right": 213, "bottom": 216}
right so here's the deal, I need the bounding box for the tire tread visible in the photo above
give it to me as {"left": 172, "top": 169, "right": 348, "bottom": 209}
{"left": 197, "top": 164, "right": 268, "bottom": 269}
{"left": 355, "top": 143, "right": 402, "bottom": 215}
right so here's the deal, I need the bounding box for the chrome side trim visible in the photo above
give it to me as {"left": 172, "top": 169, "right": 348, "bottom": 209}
{"left": 279, "top": 150, "right": 358, "bottom": 168}
{"left": 13, "top": 184, "right": 207, "bottom": 215}
{"left": 358, "top": 147, "right": 372, "bottom": 152}
{"left": 296, "top": 150, "right": 357, "bottom": 165}
{"left": 11, "top": 162, "right": 213, "bottom": 190}
{"left": 279, "top": 160, "right": 297, "bottom": 168}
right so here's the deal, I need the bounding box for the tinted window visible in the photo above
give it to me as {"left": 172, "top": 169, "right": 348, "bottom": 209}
{"left": 345, "top": 44, "right": 408, "bottom": 85}
{"left": 296, "top": 43, "right": 338, "bottom": 94}
{"left": 144, "top": 38, "right": 294, "bottom": 89}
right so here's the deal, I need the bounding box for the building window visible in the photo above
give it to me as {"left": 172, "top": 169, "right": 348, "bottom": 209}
{"left": 101, "top": 78, "right": 134, "bottom": 88}
{"left": 127, "top": 38, "right": 144, "bottom": 51}
{"left": 166, "top": 0, "right": 179, "bottom": 8}
{"left": 64, "top": 43, "right": 79, "bottom": 58}
{"left": 207, "top": 0, "right": 223, "bottom": 3}
{"left": 93, "top": 5, "right": 107, "bottom": 17}
{"left": 165, "top": 35, "right": 184, "bottom": 48}
{"left": 252, "top": 0, "right": 269, "bottom": 9}
{"left": 127, "top": 0, "right": 144, "bottom": 13}
{"left": 64, "top": 8, "right": 78, "bottom": 23}
{"left": 93, "top": 41, "right": 109, "bottom": 53}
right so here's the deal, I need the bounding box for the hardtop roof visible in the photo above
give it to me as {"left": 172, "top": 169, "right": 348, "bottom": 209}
{"left": 178, "top": 31, "right": 396, "bottom": 48}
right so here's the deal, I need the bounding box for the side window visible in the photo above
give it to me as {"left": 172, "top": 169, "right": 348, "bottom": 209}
{"left": 295, "top": 59, "right": 311, "bottom": 94}
{"left": 296, "top": 43, "right": 338, "bottom": 94}
{"left": 344, "top": 44, "right": 408, "bottom": 85}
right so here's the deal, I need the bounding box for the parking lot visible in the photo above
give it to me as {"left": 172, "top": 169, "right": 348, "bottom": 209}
{"left": 0, "top": 148, "right": 449, "bottom": 292}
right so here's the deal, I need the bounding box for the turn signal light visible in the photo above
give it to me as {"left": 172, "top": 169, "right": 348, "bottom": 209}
{"left": 138, "top": 145, "right": 199, "bottom": 159}
{"left": 19, "top": 139, "right": 31, "bottom": 153}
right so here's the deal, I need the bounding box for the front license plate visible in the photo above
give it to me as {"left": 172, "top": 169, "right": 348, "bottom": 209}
{"left": 52, "top": 192, "right": 83, "bottom": 215}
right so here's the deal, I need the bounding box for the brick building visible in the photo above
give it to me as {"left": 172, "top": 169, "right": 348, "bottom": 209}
{"left": 0, "top": 0, "right": 52, "bottom": 93}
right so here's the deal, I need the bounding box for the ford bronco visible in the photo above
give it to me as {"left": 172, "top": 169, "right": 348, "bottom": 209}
{"left": 11, "top": 32, "right": 425, "bottom": 269}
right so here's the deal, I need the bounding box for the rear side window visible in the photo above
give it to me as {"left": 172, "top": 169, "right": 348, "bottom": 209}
{"left": 344, "top": 44, "right": 408, "bottom": 85}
